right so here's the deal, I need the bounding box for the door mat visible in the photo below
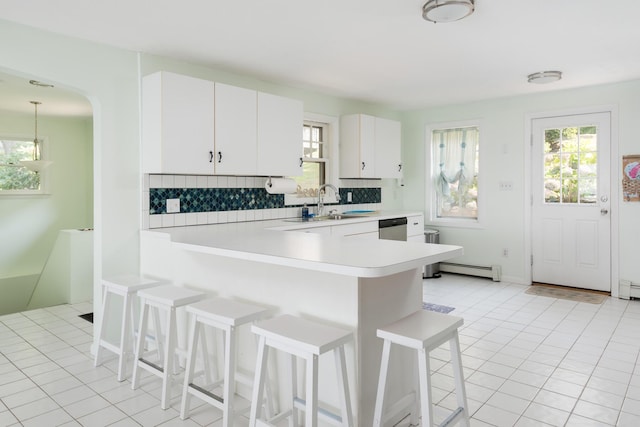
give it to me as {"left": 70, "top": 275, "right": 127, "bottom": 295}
{"left": 525, "top": 284, "right": 608, "bottom": 304}
{"left": 79, "top": 313, "right": 93, "bottom": 323}
{"left": 422, "top": 302, "right": 455, "bottom": 314}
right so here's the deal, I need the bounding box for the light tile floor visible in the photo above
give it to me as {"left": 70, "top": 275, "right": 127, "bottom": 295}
{"left": 0, "top": 274, "right": 639, "bottom": 426}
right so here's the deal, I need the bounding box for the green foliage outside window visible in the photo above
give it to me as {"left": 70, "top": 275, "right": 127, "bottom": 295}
{"left": 0, "top": 140, "right": 40, "bottom": 191}
{"left": 543, "top": 126, "right": 597, "bottom": 204}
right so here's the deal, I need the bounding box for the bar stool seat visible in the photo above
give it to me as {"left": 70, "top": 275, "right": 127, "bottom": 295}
{"left": 373, "top": 310, "right": 470, "bottom": 427}
{"left": 180, "top": 297, "right": 272, "bottom": 426}
{"left": 249, "top": 314, "right": 354, "bottom": 427}
{"left": 94, "top": 275, "right": 164, "bottom": 381}
{"left": 131, "top": 284, "right": 206, "bottom": 409}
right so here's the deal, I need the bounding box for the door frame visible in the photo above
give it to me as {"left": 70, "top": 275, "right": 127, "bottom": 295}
{"left": 524, "top": 105, "right": 620, "bottom": 297}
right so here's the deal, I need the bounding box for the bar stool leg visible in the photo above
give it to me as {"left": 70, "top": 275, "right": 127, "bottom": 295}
{"left": 94, "top": 285, "right": 111, "bottom": 368}
{"left": 132, "top": 298, "right": 150, "bottom": 390}
{"left": 289, "top": 353, "right": 298, "bottom": 427}
{"left": 373, "top": 339, "right": 391, "bottom": 427}
{"left": 334, "top": 345, "right": 353, "bottom": 427}
{"left": 161, "top": 306, "right": 177, "bottom": 409}
{"left": 450, "top": 333, "right": 470, "bottom": 427}
{"left": 117, "top": 291, "right": 133, "bottom": 381}
{"left": 222, "top": 324, "right": 236, "bottom": 427}
{"left": 417, "top": 348, "right": 433, "bottom": 427}
{"left": 180, "top": 315, "right": 200, "bottom": 419}
{"left": 149, "top": 306, "right": 164, "bottom": 366}
{"left": 249, "top": 335, "right": 269, "bottom": 427}
{"left": 305, "top": 353, "right": 319, "bottom": 427}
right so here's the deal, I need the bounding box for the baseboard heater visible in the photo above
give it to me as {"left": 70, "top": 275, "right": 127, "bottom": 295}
{"left": 439, "top": 262, "right": 502, "bottom": 282}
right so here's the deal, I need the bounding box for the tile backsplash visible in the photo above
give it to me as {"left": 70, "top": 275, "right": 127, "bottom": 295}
{"left": 143, "top": 174, "right": 382, "bottom": 229}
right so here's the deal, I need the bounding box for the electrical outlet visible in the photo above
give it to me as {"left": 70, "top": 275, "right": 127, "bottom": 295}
{"left": 347, "top": 191, "right": 353, "bottom": 203}
{"left": 499, "top": 181, "right": 513, "bottom": 191}
{"left": 166, "top": 198, "right": 180, "bottom": 213}
{"left": 502, "top": 248, "right": 509, "bottom": 257}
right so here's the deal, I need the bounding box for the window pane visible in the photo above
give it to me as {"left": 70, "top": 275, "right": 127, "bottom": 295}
{"left": 0, "top": 140, "right": 40, "bottom": 191}
{"left": 579, "top": 178, "right": 597, "bottom": 203}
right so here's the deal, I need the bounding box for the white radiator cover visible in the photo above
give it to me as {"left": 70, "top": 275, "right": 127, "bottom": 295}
{"left": 439, "top": 262, "right": 502, "bottom": 282}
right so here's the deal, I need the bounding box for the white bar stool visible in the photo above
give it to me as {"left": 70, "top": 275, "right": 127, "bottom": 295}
{"left": 131, "top": 284, "right": 206, "bottom": 409}
{"left": 373, "top": 310, "right": 470, "bottom": 427}
{"left": 94, "top": 275, "right": 164, "bottom": 381}
{"left": 249, "top": 314, "right": 354, "bottom": 427}
{"left": 180, "top": 297, "right": 272, "bottom": 426}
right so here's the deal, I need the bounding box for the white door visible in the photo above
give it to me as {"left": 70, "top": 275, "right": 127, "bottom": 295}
{"left": 531, "top": 112, "right": 611, "bottom": 291}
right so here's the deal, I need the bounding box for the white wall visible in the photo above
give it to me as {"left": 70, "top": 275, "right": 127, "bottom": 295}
{"left": 0, "top": 19, "right": 140, "bottom": 325}
{"left": 401, "top": 80, "right": 640, "bottom": 285}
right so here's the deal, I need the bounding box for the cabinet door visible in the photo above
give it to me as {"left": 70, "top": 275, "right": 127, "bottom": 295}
{"left": 257, "top": 92, "right": 303, "bottom": 177}
{"left": 214, "top": 83, "right": 257, "bottom": 175}
{"left": 339, "top": 114, "right": 376, "bottom": 178}
{"left": 375, "top": 117, "right": 402, "bottom": 179}
{"left": 142, "top": 71, "right": 215, "bottom": 174}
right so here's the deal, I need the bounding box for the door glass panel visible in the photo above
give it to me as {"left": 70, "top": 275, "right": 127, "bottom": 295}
{"left": 543, "top": 125, "right": 597, "bottom": 204}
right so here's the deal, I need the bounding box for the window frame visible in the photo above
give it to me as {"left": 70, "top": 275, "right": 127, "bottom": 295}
{"left": 425, "top": 120, "right": 483, "bottom": 228}
{"left": 0, "top": 134, "right": 51, "bottom": 196}
{"left": 285, "top": 113, "right": 339, "bottom": 207}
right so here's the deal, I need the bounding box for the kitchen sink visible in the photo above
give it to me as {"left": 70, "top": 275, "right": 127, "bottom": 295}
{"left": 283, "top": 214, "right": 363, "bottom": 223}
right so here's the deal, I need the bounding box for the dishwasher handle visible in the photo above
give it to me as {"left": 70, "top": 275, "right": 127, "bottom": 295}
{"left": 379, "top": 217, "right": 408, "bottom": 228}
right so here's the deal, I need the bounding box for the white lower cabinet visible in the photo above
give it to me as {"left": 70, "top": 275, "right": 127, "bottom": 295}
{"left": 331, "top": 221, "right": 378, "bottom": 239}
{"left": 407, "top": 214, "right": 424, "bottom": 241}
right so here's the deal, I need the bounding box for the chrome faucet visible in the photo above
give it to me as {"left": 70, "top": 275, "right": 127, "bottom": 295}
{"left": 317, "top": 184, "right": 341, "bottom": 217}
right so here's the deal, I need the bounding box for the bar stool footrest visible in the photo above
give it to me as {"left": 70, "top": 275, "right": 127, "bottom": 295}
{"left": 378, "top": 391, "right": 416, "bottom": 426}
{"left": 440, "top": 407, "right": 465, "bottom": 427}
{"left": 293, "top": 397, "right": 343, "bottom": 426}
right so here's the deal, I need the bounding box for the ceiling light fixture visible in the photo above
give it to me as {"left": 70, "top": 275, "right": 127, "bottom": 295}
{"left": 422, "top": 0, "right": 475, "bottom": 23}
{"left": 527, "top": 71, "right": 562, "bottom": 84}
{"left": 29, "top": 79, "right": 54, "bottom": 88}
{"left": 20, "top": 101, "right": 52, "bottom": 173}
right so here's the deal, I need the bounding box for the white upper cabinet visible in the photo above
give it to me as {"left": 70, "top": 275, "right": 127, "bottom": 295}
{"left": 142, "top": 71, "right": 215, "bottom": 174}
{"left": 340, "top": 114, "right": 376, "bottom": 178}
{"left": 375, "top": 117, "right": 403, "bottom": 179}
{"left": 142, "top": 71, "right": 304, "bottom": 176}
{"left": 257, "top": 92, "right": 303, "bottom": 177}
{"left": 214, "top": 83, "right": 257, "bottom": 175}
{"left": 339, "top": 114, "right": 402, "bottom": 179}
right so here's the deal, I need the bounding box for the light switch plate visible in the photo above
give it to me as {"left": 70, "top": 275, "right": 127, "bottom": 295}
{"left": 166, "top": 198, "right": 180, "bottom": 213}
{"left": 499, "top": 181, "right": 513, "bottom": 191}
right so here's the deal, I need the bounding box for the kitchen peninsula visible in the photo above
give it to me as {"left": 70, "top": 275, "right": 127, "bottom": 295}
{"left": 140, "top": 217, "right": 463, "bottom": 426}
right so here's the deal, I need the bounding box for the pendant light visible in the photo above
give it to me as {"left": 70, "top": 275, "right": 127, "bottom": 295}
{"left": 20, "top": 100, "right": 52, "bottom": 172}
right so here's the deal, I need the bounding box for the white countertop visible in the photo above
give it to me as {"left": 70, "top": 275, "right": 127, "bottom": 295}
{"left": 142, "top": 211, "right": 463, "bottom": 278}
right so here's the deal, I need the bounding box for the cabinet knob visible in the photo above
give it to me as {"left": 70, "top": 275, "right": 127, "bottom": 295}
{"left": 218, "top": 151, "right": 222, "bottom": 163}
{"left": 362, "top": 162, "right": 366, "bottom": 170}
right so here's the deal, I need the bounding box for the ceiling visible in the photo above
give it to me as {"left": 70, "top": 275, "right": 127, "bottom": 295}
{"left": 2, "top": 0, "right": 640, "bottom": 115}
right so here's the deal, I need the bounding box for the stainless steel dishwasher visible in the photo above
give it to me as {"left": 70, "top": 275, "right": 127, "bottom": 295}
{"left": 378, "top": 217, "right": 407, "bottom": 241}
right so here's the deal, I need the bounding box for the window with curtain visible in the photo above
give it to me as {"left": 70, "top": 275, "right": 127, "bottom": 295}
{"left": 431, "top": 125, "right": 479, "bottom": 220}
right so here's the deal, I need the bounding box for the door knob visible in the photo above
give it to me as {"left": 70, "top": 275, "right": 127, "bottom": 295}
{"left": 600, "top": 208, "right": 609, "bottom": 215}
